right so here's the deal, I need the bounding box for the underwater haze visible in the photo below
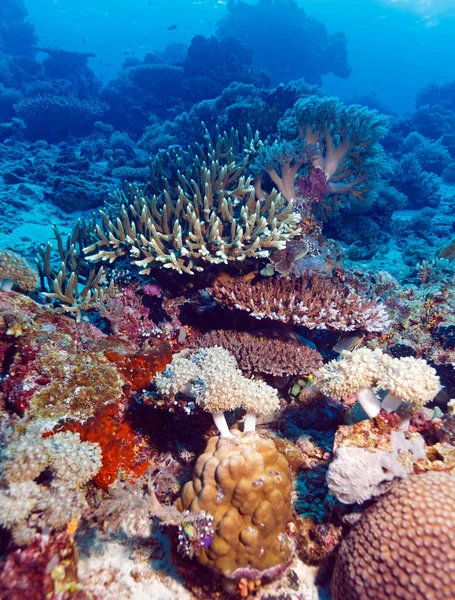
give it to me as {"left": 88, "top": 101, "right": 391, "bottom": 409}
{"left": 1, "top": 0, "right": 455, "bottom": 599}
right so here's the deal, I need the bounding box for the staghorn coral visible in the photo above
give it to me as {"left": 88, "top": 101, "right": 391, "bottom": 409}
{"left": 176, "top": 431, "right": 294, "bottom": 584}
{"left": 154, "top": 347, "right": 280, "bottom": 437}
{"left": 191, "top": 329, "right": 323, "bottom": 377}
{"left": 316, "top": 348, "right": 441, "bottom": 419}
{"left": 84, "top": 129, "right": 301, "bottom": 275}
{"left": 36, "top": 220, "right": 114, "bottom": 322}
{"left": 0, "top": 250, "right": 38, "bottom": 292}
{"left": 210, "top": 273, "right": 390, "bottom": 332}
{"left": 331, "top": 472, "right": 455, "bottom": 600}
{"left": 0, "top": 428, "right": 101, "bottom": 546}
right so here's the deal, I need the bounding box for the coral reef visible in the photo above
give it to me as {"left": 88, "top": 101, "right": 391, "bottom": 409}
{"left": 0, "top": 249, "right": 38, "bottom": 291}
{"left": 154, "top": 347, "right": 280, "bottom": 437}
{"left": 0, "top": 429, "right": 101, "bottom": 545}
{"left": 191, "top": 329, "right": 323, "bottom": 377}
{"left": 84, "top": 130, "right": 301, "bottom": 275}
{"left": 211, "top": 273, "right": 389, "bottom": 332}
{"left": 177, "top": 431, "right": 294, "bottom": 584}
{"left": 316, "top": 347, "right": 441, "bottom": 418}
{"left": 331, "top": 472, "right": 455, "bottom": 600}
{"left": 216, "top": 0, "right": 351, "bottom": 86}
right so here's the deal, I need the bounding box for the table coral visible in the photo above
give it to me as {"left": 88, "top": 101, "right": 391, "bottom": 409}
{"left": 210, "top": 273, "right": 389, "bottom": 332}
{"left": 176, "top": 431, "right": 294, "bottom": 585}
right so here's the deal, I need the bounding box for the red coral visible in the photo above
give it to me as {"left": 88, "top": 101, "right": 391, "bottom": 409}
{"left": 104, "top": 341, "right": 172, "bottom": 392}
{"left": 59, "top": 403, "right": 150, "bottom": 491}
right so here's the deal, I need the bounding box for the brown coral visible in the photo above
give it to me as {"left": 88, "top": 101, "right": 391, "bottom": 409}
{"left": 210, "top": 273, "right": 389, "bottom": 332}
{"left": 331, "top": 472, "right": 455, "bottom": 600}
{"left": 176, "top": 431, "right": 294, "bottom": 582}
{"left": 191, "top": 330, "right": 323, "bottom": 377}
{"left": 0, "top": 250, "right": 38, "bottom": 292}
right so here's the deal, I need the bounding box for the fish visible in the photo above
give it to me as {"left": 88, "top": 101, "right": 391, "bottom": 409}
{"left": 167, "top": 24, "right": 178, "bottom": 31}
{"left": 333, "top": 333, "right": 364, "bottom": 354}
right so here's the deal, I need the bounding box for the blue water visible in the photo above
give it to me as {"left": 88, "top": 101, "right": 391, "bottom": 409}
{"left": 25, "top": 0, "right": 455, "bottom": 112}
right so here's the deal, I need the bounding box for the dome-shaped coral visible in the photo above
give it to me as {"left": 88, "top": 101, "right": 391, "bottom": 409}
{"left": 331, "top": 472, "right": 455, "bottom": 600}
{"left": 0, "top": 250, "right": 38, "bottom": 292}
{"left": 176, "top": 431, "right": 294, "bottom": 583}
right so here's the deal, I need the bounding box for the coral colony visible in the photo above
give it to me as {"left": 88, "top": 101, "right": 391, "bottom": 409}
{"left": 1, "top": 1, "right": 455, "bottom": 600}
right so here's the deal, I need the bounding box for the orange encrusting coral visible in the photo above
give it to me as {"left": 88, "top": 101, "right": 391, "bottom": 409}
{"left": 58, "top": 403, "right": 150, "bottom": 490}
{"left": 104, "top": 341, "right": 172, "bottom": 392}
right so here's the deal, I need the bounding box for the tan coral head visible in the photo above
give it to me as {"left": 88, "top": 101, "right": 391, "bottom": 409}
{"left": 177, "top": 431, "right": 294, "bottom": 587}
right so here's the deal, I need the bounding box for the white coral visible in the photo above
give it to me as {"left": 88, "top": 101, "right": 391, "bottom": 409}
{"left": 316, "top": 348, "right": 441, "bottom": 419}
{"left": 154, "top": 347, "right": 280, "bottom": 436}
{"left": 0, "top": 428, "right": 102, "bottom": 544}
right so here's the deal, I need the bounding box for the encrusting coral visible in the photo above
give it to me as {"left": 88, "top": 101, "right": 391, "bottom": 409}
{"left": 0, "top": 250, "right": 38, "bottom": 292}
{"left": 154, "top": 347, "right": 280, "bottom": 437}
{"left": 177, "top": 431, "right": 294, "bottom": 586}
{"left": 331, "top": 472, "right": 455, "bottom": 600}
{"left": 84, "top": 129, "right": 302, "bottom": 275}
{"left": 316, "top": 347, "right": 441, "bottom": 418}
{"left": 211, "top": 273, "right": 390, "bottom": 332}
{"left": 191, "top": 329, "right": 323, "bottom": 377}
{"left": 0, "top": 428, "right": 101, "bottom": 546}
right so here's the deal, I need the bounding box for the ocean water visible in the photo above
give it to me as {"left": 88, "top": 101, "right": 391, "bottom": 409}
{"left": 0, "top": 0, "right": 455, "bottom": 598}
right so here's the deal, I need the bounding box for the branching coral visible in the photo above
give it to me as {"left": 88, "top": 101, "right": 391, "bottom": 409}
{"left": 154, "top": 347, "right": 280, "bottom": 437}
{"left": 36, "top": 220, "right": 114, "bottom": 321}
{"left": 0, "top": 428, "right": 101, "bottom": 546}
{"left": 0, "top": 250, "right": 38, "bottom": 292}
{"left": 210, "top": 273, "right": 390, "bottom": 332}
{"left": 84, "top": 129, "right": 302, "bottom": 275}
{"left": 316, "top": 348, "right": 441, "bottom": 418}
{"left": 191, "top": 329, "right": 323, "bottom": 377}
{"left": 253, "top": 95, "right": 387, "bottom": 213}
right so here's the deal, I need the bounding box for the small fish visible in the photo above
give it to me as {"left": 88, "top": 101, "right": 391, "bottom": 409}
{"left": 167, "top": 24, "right": 178, "bottom": 31}
{"left": 83, "top": 35, "right": 87, "bottom": 45}
{"left": 333, "top": 333, "right": 364, "bottom": 354}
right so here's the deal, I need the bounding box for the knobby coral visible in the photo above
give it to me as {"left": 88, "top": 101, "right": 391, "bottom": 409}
{"left": 154, "top": 347, "right": 280, "bottom": 437}
{"left": 210, "top": 273, "right": 390, "bottom": 332}
{"left": 191, "top": 329, "right": 323, "bottom": 377}
{"left": 84, "top": 130, "right": 302, "bottom": 275}
{"left": 177, "top": 431, "right": 294, "bottom": 584}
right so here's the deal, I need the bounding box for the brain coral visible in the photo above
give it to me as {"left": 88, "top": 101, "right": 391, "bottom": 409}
{"left": 176, "top": 431, "right": 294, "bottom": 583}
{"left": 331, "top": 472, "right": 455, "bottom": 600}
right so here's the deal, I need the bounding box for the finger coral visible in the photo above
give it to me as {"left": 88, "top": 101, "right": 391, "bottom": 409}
{"left": 0, "top": 250, "right": 38, "bottom": 292}
{"left": 154, "top": 347, "right": 280, "bottom": 437}
{"left": 331, "top": 472, "right": 455, "bottom": 600}
{"left": 210, "top": 273, "right": 390, "bottom": 332}
{"left": 0, "top": 429, "right": 101, "bottom": 546}
{"left": 191, "top": 329, "right": 323, "bottom": 377}
{"left": 176, "top": 431, "right": 294, "bottom": 585}
{"left": 84, "top": 130, "right": 302, "bottom": 275}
